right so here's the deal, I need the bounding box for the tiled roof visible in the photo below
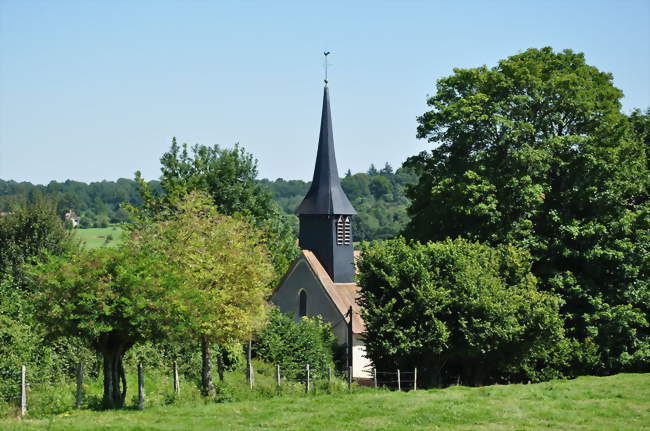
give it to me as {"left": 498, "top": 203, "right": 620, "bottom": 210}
{"left": 301, "top": 250, "right": 365, "bottom": 333}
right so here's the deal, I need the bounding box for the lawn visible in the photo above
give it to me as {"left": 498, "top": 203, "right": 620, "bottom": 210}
{"left": 74, "top": 226, "right": 124, "bottom": 249}
{"left": 1, "top": 373, "right": 648, "bottom": 431}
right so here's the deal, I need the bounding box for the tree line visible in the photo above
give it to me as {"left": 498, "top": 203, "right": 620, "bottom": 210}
{"left": 0, "top": 164, "right": 416, "bottom": 241}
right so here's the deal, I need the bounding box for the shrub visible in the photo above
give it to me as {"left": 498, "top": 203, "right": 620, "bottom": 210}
{"left": 254, "top": 308, "right": 336, "bottom": 379}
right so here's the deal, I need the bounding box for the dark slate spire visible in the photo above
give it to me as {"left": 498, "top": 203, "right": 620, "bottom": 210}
{"left": 296, "top": 86, "right": 356, "bottom": 215}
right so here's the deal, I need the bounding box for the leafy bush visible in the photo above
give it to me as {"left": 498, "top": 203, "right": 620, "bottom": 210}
{"left": 253, "top": 309, "right": 336, "bottom": 379}
{"left": 357, "top": 237, "right": 567, "bottom": 386}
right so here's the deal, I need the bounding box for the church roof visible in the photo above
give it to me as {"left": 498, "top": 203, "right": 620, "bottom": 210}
{"left": 302, "top": 250, "right": 365, "bottom": 333}
{"left": 296, "top": 86, "right": 356, "bottom": 215}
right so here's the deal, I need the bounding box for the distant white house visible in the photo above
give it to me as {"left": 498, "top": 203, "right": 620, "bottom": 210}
{"left": 64, "top": 210, "right": 80, "bottom": 228}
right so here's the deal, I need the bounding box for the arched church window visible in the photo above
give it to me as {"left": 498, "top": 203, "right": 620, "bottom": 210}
{"left": 336, "top": 216, "right": 351, "bottom": 246}
{"left": 299, "top": 290, "right": 307, "bottom": 317}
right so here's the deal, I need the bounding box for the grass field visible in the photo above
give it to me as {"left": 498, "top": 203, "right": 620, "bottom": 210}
{"left": 2, "top": 373, "right": 648, "bottom": 431}
{"left": 75, "top": 226, "right": 124, "bottom": 249}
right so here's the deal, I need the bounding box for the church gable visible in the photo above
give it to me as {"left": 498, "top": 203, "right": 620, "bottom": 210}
{"left": 272, "top": 254, "right": 348, "bottom": 340}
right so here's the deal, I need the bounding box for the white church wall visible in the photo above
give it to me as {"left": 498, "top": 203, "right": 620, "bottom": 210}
{"left": 272, "top": 259, "right": 348, "bottom": 341}
{"left": 353, "top": 334, "right": 372, "bottom": 378}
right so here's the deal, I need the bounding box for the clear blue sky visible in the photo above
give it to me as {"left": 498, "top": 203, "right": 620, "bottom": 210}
{"left": 1, "top": 0, "right": 648, "bottom": 185}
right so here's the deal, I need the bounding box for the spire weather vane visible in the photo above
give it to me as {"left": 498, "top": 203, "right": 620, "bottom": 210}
{"left": 323, "top": 51, "right": 331, "bottom": 84}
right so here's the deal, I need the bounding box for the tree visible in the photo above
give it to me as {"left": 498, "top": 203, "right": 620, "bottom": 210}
{"left": 405, "top": 47, "right": 650, "bottom": 374}
{"left": 135, "top": 138, "right": 298, "bottom": 279}
{"left": 131, "top": 192, "right": 275, "bottom": 395}
{"left": 357, "top": 238, "right": 566, "bottom": 386}
{"left": 31, "top": 193, "right": 275, "bottom": 406}
{"left": 0, "top": 199, "right": 74, "bottom": 284}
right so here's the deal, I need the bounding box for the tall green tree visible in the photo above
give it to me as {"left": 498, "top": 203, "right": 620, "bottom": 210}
{"left": 406, "top": 47, "right": 649, "bottom": 374}
{"left": 135, "top": 139, "right": 298, "bottom": 278}
{"left": 132, "top": 192, "right": 275, "bottom": 395}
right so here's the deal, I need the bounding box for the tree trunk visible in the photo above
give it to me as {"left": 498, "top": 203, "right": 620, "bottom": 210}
{"left": 201, "top": 335, "right": 215, "bottom": 396}
{"left": 216, "top": 347, "right": 225, "bottom": 382}
{"left": 98, "top": 333, "right": 132, "bottom": 409}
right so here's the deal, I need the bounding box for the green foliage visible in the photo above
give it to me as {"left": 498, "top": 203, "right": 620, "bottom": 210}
{"left": 262, "top": 164, "right": 418, "bottom": 241}
{"left": 29, "top": 193, "right": 275, "bottom": 406}
{"left": 0, "top": 201, "right": 89, "bottom": 401}
{"left": 0, "top": 178, "right": 160, "bottom": 227}
{"left": 254, "top": 309, "right": 336, "bottom": 379}
{"left": 135, "top": 138, "right": 299, "bottom": 279}
{"left": 0, "top": 200, "right": 74, "bottom": 283}
{"left": 406, "top": 47, "right": 650, "bottom": 375}
{"left": 357, "top": 238, "right": 567, "bottom": 386}
{"left": 131, "top": 191, "right": 275, "bottom": 344}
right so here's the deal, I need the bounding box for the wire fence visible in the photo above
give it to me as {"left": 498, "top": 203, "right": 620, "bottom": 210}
{"left": 4, "top": 362, "right": 418, "bottom": 417}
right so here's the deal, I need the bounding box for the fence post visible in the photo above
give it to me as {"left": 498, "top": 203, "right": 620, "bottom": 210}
{"left": 348, "top": 366, "right": 352, "bottom": 391}
{"left": 75, "top": 361, "right": 84, "bottom": 408}
{"left": 173, "top": 361, "right": 180, "bottom": 394}
{"left": 305, "top": 364, "right": 310, "bottom": 394}
{"left": 137, "top": 363, "right": 144, "bottom": 410}
{"left": 414, "top": 368, "right": 417, "bottom": 391}
{"left": 373, "top": 368, "right": 377, "bottom": 388}
{"left": 20, "top": 365, "right": 27, "bottom": 418}
{"left": 328, "top": 367, "right": 332, "bottom": 385}
{"left": 397, "top": 369, "right": 401, "bottom": 391}
{"left": 246, "top": 340, "right": 255, "bottom": 389}
{"left": 276, "top": 364, "right": 281, "bottom": 389}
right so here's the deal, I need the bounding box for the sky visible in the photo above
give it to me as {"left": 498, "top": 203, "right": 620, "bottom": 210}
{"left": 1, "top": 0, "right": 649, "bottom": 185}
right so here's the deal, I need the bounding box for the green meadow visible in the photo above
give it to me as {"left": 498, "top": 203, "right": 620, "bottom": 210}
{"left": 74, "top": 227, "right": 124, "bottom": 249}
{"left": 2, "top": 373, "right": 648, "bottom": 431}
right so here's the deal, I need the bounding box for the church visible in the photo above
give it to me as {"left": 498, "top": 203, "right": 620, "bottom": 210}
{"left": 271, "top": 84, "right": 371, "bottom": 379}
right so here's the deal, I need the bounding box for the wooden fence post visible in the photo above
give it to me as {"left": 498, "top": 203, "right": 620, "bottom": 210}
{"left": 137, "top": 363, "right": 144, "bottom": 410}
{"left": 348, "top": 366, "right": 352, "bottom": 391}
{"left": 173, "top": 361, "right": 180, "bottom": 394}
{"left": 305, "top": 364, "right": 310, "bottom": 394}
{"left": 397, "top": 369, "right": 401, "bottom": 391}
{"left": 373, "top": 368, "right": 377, "bottom": 388}
{"left": 75, "top": 361, "right": 84, "bottom": 408}
{"left": 247, "top": 340, "right": 254, "bottom": 389}
{"left": 276, "top": 365, "right": 281, "bottom": 389}
{"left": 20, "top": 365, "right": 27, "bottom": 418}
{"left": 414, "top": 368, "right": 417, "bottom": 391}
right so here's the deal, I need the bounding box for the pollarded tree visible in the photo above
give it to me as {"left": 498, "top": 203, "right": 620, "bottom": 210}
{"left": 406, "top": 47, "right": 649, "bottom": 374}
{"left": 30, "top": 246, "right": 176, "bottom": 408}
{"left": 30, "top": 192, "right": 275, "bottom": 406}
{"left": 357, "top": 238, "right": 566, "bottom": 386}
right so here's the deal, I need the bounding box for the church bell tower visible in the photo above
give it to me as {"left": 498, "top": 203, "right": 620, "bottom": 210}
{"left": 296, "top": 85, "right": 356, "bottom": 283}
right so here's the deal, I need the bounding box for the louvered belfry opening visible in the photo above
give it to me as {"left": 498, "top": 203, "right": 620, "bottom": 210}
{"left": 336, "top": 216, "right": 351, "bottom": 246}
{"left": 296, "top": 85, "right": 356, "bottom": 283}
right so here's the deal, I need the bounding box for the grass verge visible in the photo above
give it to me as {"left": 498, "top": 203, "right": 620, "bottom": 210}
{"left": 1, "top": 373, "right": 648, "bottom": 430}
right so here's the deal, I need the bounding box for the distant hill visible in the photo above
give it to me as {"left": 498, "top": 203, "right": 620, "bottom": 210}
{"left": 0, "top": 163, "right": 417, "bottom": 241}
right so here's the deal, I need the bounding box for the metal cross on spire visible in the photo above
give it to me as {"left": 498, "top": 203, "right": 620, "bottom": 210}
{"left": 323, "top": 51, "right": 331, "bottom": 85}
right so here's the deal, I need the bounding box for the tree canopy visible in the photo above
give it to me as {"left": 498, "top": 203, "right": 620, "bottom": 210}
{"left": 405, "top": 47, "right": 649, "bottom": 374}
{"left": 135, "top": 139, "right": 298, "bottom": 279}
{"left": 357, "top": 238, "right": 566, "bottom": 386}
{"left": 29, "top": 192, "right": 275, "bottom": 407}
